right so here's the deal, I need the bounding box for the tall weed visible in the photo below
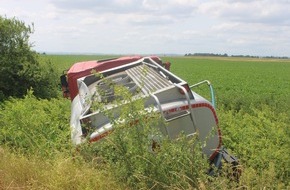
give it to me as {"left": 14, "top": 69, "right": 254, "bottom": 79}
{"left": 78, "top": 83, "right": 210, "bottom": 189}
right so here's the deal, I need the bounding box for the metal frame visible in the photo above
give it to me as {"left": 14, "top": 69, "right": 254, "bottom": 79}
{"left": 190, "top": 80, "right": 216, "bottom": 109}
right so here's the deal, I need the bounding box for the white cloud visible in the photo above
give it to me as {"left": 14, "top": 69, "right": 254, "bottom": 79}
{"left": 198, "top": 0, "right": 290, "bottom": 25}
{"left": 0, "top": 0, "right": 290, "bottom": 56}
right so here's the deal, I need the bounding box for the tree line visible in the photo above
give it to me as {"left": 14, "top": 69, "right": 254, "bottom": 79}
{"left": 185, "top": 53, "right": 289, "bottom": 59}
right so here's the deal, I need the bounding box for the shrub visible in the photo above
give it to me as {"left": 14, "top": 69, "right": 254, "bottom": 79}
{"left": 0, "top": 90, "right": 71, "bottom": 157}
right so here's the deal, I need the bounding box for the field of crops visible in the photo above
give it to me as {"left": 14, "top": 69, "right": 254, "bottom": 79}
{"left": 62, "top": 55, "right": 290, "bottom": 184}
{"left": 1, "top": 55, "right": 289, "bottom": 189}
{"left": 162, "top": 56, "right": 290, "bottom": 113}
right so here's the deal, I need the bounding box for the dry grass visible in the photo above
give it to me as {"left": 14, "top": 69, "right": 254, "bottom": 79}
{"left": 0, "top": 147, "right": 128, "bottom": 190}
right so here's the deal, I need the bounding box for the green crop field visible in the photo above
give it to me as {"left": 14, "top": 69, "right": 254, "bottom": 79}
{"left": 1, "top": 54, "right": 289, "bottom": 189}
{"left": 162, "top": 56, "right": 290, "bottom": 112}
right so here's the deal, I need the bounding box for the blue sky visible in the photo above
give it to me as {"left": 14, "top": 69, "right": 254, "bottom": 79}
{"left": 1, "top": 0, "right": 290, "bottom": 56}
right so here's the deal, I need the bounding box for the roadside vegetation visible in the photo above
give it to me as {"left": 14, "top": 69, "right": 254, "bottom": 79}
{"left": 0, "top": 16, "right": 289, "bottom": 189}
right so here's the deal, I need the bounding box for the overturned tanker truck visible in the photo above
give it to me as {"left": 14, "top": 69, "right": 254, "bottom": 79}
{"left": 60, "top": 55, "right": 240, "bottom": 176}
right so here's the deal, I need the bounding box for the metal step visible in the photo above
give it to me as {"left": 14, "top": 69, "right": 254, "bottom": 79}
{"left": 126, "top": 64, "right": 173, "bottom": 95}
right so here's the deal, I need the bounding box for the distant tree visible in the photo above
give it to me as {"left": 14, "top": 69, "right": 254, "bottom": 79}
{"left": 0, "top": 16, "right": 59, "bottom": 101}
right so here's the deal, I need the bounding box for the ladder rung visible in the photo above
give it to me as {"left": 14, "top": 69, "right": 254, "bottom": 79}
{"left": 164, "top": 110, "right": 190, "bottom": 122}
